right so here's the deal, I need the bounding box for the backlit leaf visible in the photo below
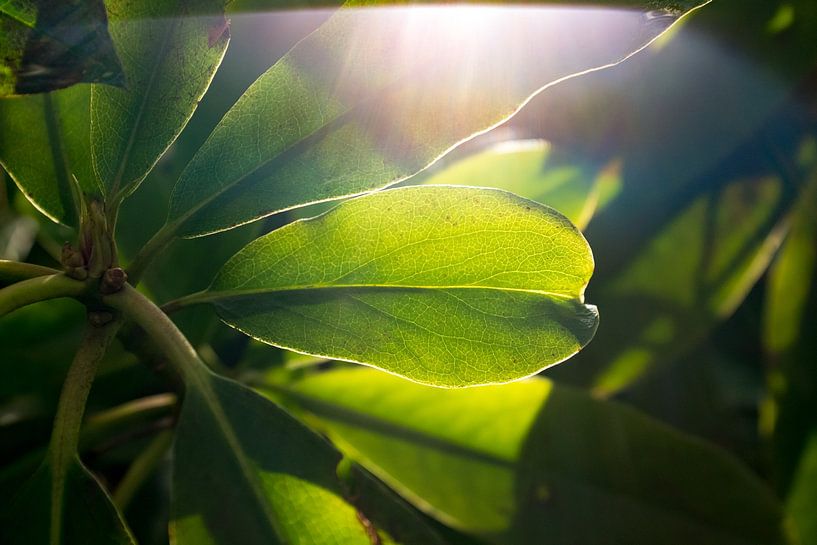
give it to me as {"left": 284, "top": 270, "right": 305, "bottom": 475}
{"left": 173, "top": 369, "right": 447, "bottom": 544}
{"left": 165, "top": 3, "right": 701, "bottom": 237}
{"left": 0, "top": 85, "right": 97, "bottom": 225}
{"left": 90, "top": 0, "right": 230, "bottom": 198}
{"left": 203, "top": 186, "right": 597, "bottom": 387}
{"left": 272, "top": 367, "right": 789, "bottom": 545}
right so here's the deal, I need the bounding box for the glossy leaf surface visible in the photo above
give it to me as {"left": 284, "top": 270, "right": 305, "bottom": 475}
{"left": 206, "top": 186, "right": 597, "bottom": 387}
{"left": 275, "top": 367, "right": 789, "bottom": 545}
{"left": 90, "top": 0, "right": 230, "bottom": 198}
{"left": 0, "top": 0, "right": 123, "bottom": 96}
{"left": 0, "top": 86, "right": 96, "bottom": 225}
{"left": 173, "top": 370, "right": 446, "bottom": 544}
{"left": 166, "top": 4, "right": 698, "bottom": 236}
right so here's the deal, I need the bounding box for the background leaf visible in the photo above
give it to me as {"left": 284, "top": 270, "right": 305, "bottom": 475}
{"left": 271, "top": 367, "right": 789, "bottom": 545}
{"left": 173, "top": 370, "right": 446, "bottom": 544}
{"left": 165, "top": 3, "right": 700, "bottom": 237}
{"left": 90, "top": 0, "right": 230, "bottom": 199}
{"left": 0, "top": 85, "right": 97, "bottom": 225}
{"left": 0, "top": 0, "right": 123, "bottom": 96}
{"left": 205, "top": 186, "right": 597, "bottom": 387}
{"left": 0, "top": 457, "right": 136, "bottom": 545}
{"left": 417, "top": 139, "right": 620, "bottom": 229}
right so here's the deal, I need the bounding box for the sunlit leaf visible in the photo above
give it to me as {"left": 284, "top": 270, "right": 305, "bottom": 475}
{"left": 419, "top": 140, "right": 621, "bottom": 229}
{"left": 0, "top": 85, "right": 97, "bottom": 225}
{"left": 165, "top": 3, "right": 699, "bottom": 237}
{"left": 0, "top": 457, "right": 135, "bottom": 545}
{"left": 0, "top": 0, "right": 123, "bottom": 97}
{"left": 271, "top": 367, "right": 789, "bottom": 545}
{"left": 90, "top": 0, "right": 230, "bottom": 199}
{"left": 201, "top": 186, "right": 597, "bottom": 387}
{"left": 173, "top": 370, "right": 447, "bottom": 544}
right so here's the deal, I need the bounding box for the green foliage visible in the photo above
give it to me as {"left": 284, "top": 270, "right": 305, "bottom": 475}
{"left": 272, "top": 367, "right": 789, "bottom": 545}
{"left": 165, "top": 4, "right": 673, "bottom": 237}
{"left": 1, "top": 1, "right": 814, "bottom": 545}
{"left": 90, "top": 0, "right": 230, "bottom": 200}
{"left": 206, "top": 186, "right": 597, "bottom": 387}
{"left": 174, "top": 370, "right": 447, "bottom": 544}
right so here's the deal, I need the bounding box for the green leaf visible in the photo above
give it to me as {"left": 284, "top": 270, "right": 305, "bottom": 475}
{"left": 90, "top": 0, "right": 230, "bottom": 199}
{"left": 201, "top": 186, "right": 597, "bottom": 387}
{"left": 271, "top": 367, "right": 789, "bottom": 545}
{"left": 0, "top": 85, "right": 97, "bottom": 225}
{"left": 419, "top": 140, "right": 621, "bottom": 229}
{"left": 173, "top": 369, "right": 447, "bottom": 544}
{"left": 165, "top": 4, "right": 699, "bottom": 237}
{"left": 0, "top": 457, "right": 136, "bottom": 545}
{"left": 0, "top": 0, "right": 123, "bottom": 97}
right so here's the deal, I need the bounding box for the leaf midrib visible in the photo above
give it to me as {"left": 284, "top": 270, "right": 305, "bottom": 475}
{"left": 203, "top": 283, "right": 581, "bottom": 305}
{"left": 103, "top": 5, "right": 181, "bottom": 198}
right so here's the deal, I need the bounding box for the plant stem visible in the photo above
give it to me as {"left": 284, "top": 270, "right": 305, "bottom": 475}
{"left": 48, "top": 316, "right": 122, "bottom": 543}
{"left": 103, "top": 285, "right": 207, "bottom": 381}
{"left": 0, "top": 274, "right": 88, "bottom": 317}
{"left": 160, "top": 289, "right": 211, "bottom": 314}
{"left": 0, "top": 260, "right": 60, "bottom": 283}
{"left": 113, "top": 429, "right": 174, "bottom": 509}
{"left": 126, "top": 223, "right": 177, "bottom": 286}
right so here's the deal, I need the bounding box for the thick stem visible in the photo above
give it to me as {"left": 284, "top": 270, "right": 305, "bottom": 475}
{"left": 48, "top": 317, "right": 122, "bottom": 543}
{"left": 0, "top": 274, "right": 88, "bottom": 317}
{"left": 0, "top": 260, "right": 60, "bottom": 283}
{"left": 103, "top": 285, "right": 207, "bottom": 381}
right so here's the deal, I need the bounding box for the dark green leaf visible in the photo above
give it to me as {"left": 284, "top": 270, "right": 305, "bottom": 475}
{"left": 166, "top": 3, "right": 701, "bottom": 237}
{"left": 173, "top": 369, "right": 447, "bottom": 544}
{"left": 0, "top": 0, "right": 123, "bottom": 96}
{"left": 0, "top": 85, "right": 97, "bottom": 225}
{"left": 0, "top": 457, "right": 136, "bottom": 545}
{"left": 90, "top": 0, "right": 230, "bottom": 198}
{"left": 272, "top": 367, "right": 790, "bottom": 545}
{"left": 203, "top": 186, "right": 597, "bottom": 387}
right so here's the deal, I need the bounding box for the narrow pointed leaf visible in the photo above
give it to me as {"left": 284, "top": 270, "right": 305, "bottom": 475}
{"left": 90, "top": 0, "right": 230, "bottom": 198}
{"left": 0, "top": 457, "right": 135, "bottom": 545}
{"left": 0, "top": 85, "right": 97, "bottom": 225}
{"left": 166, "top": 3, "right": 702, "bottom": 237}
{"left": 203, "top": 186, "right": 597, "bottom": 387}
{"left": 272, "top": 367, "right": 789, "bottom": 545}
{"left": 0, "top": 0, "right": 123, "bottom": 97}
{"left": 173, "top": 370, "right": 447, "bottom": 544}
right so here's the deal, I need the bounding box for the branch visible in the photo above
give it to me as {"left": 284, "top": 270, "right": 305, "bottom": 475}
{"left": 0, "top": 274, "right": 88, "bottom": 317}
{"left": 0, "top": 260, "right": 60, "bottom": 283}
{"left": 47, "top": 316, "right": 122, "bottom": 540}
